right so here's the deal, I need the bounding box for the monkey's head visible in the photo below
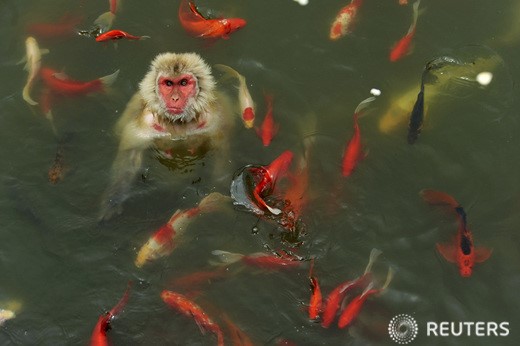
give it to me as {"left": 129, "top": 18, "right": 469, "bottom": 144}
{"left": 140, "top": 52, "right": 216, "bottom": 123}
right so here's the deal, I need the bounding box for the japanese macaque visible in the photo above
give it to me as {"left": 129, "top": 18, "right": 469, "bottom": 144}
{"left": 99, "top": 52, "right": 233, "bottom": 221}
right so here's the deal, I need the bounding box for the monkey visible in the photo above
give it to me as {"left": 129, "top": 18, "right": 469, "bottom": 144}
{"left": 99, "top": 52, "right": 233, "bottom": 221}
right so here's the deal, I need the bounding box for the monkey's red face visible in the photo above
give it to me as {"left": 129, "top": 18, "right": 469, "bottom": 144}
{"left": 158, "top": 74, "right": 198, "bottom": 115}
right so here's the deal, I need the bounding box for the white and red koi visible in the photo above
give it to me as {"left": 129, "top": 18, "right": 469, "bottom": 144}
{"left": 161, "top": 290, "right": 224, "bottom": 346}
{"left": 135, "top": 192, "right": 230, "bottom": 267}
{"left": 214, "top": 64, "right": 255, "bottom": 128}
{"left": 390, "top": 0, "right": 422, "bottom": 62}
{"left": 329, "top": 0, "right": 364, "bottom": 40}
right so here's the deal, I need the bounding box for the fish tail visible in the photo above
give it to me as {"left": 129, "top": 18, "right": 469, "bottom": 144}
{"left": 22, "top": 85, "right": 38, "bottom": 106}
{"left": 139, "top": 35, "right": 151, "bottom": 40}
{"left": 363, "top": 248, "right": 382, "bottom": 274}
{"left": 354, "top": 96, "right": 376, "bottom": 116}
{"left": 210, "top": 250, "right": 244, "bottom": 265}
{"left": 381, "top": 266, "right": 394, "bottom": 291}
{"left": 198, "top": 192, "right": 231, "bottom": 213}
{"left": 93, "top": 11, "right": 116, "bottom": 32}
{"left": 409, "top": 0, "right": 422, "bottom": 34}
{"left": 214, "top": 64, "right": 240, "bottom": 80}
{"left": 99, "top": 69, "right": 120, "bottom": 90}
{"left": 420, "top": 189, "right": 459, "bottom": 208}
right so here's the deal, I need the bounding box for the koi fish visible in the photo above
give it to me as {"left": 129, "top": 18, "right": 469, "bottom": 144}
{"left": 135, "top": 192, "right": 230, "bottom": 267}
{"left": 170, "top": 266, "right": 229, "bottom": 290}
{"left": 0, "top": 309, "right": 15, "bottom": 326}
{"left": 109, "top": 0, "right": 119, "bottom": 14}
{"left": 308, "top": 260, "right": 322, "bottom": 321}
{"left": 26, "top": 14, "right": 83, "bottom": 40}
{"left": 161, "top": 290, "right": 224, "bottom": 346}
{"left": 256, "top": 93, "right": 278, "bottom": 146}
{"left": 283, "top": 154, "right": 309, "bottom": 220}
{"left": 390, "top": 0, "right": 422, "bottom": 62}
{"left": 211, "top": 250, "right": 303, "bottom": 269}
{"left": 337, "top": 267, "right": 393, "bottom": 329}
{"left": 95, "top": 29, "right": 150, "bottom": 42}
{"left": 420, "top": 189, "right": 493, "bottom": 277}
{"left": 48, "top": 136, "right": 70, "bottom": 184}
{"left": 214, "top": 64, "right": 255, "bottom": 128}
{"left": 21, "top": 36, "right": 48, "bottom": 106}
{"left": 399, "top": 0, "right": 408, "bottom": 4}
{"left": 90, "top": 282, "right": 132, "bottom": 346}
{"left": 40, "top": 67, "right": 119, "bottom": 96}
{"left": 321, "top": 248, "right": 381, "bottom": 328}
{"left": 252, "top": 150, "right": 293, "bottom": 215}
{"left": 222, "top": 313, "right": 255, "bottom": 346}
{"left": 329, "top": 0, "right": 364, "bottom": 40}
{"left": 178, "top": 0, "right": 246, "bottom": 40}
{"left": 342, "top": 96, "right": 375, "bottom": 177}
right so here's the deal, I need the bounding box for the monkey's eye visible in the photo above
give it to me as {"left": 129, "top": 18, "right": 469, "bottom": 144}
{"left": 164, "top": 80, "right": 173, "bottom": 87}
{"left": 179, "top": 79, "right": 188, "bottom": 86}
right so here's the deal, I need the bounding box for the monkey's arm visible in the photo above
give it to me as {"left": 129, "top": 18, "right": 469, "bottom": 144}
{"left": 99, "top": 96, "right": 168, "bottom": 221}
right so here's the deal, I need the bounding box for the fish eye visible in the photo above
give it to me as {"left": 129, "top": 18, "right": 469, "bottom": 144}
{"left": 164, "top": 80, "right": 173, "bottom": 87}
{"left": 179, "top": 79, "right": 188, "bottom": 86}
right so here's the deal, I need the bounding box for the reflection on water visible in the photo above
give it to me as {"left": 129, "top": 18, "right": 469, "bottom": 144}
{"left": 1, "top": 1, "right": 520, "bottom": 345}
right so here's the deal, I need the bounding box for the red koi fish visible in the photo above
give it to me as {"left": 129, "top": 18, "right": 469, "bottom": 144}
{"left": 109, "top": 0, "right": 119, "bottom": 14}
{"left": 95, "top": 29, "right": 150, "bottom": 42}
{"left": 329, "top": 0, "right": 364, "bottom": 40}
{"left": 420, "top": 189, "right": 492, "bottom": 277}
{"left": 211, "top": 250, "right": 303, "bottom": 270}
{"left": 308, "top": 260, "right": 322, "bottom": 321}
{"left": 135, "top": 192, "right": 229, "bottom": 267}
{"left": 90, "top": 282, "right": 132, "bottom": 346}
{"left": 337, "top": 267, "right": 393, "bottom": 329}
{"left": 341, "top": 96, "right": 375, "bottom": 177}
{"left": 40, "top": 67, "right": 119, "bottom": 96}
{"left": 252, "top": 150, "right": 293, "bottom": 215}
{"left": 161, "top": 290, "right": 224, "bottom": 346}
{"left": 256, "top": 93, "right": 278, "bottom": 147}
{"left": 170, "top": 266, "right": 229, "bottom": 290}
{"left": 390, "top": 0, "right": 422, "bottom": 62}
{"left": 178, "top": 0, "right": 246, "bottom": 39}
{"left": 222, "top": 313, "right": 255, "bottom": 346}
{"left": 321, "top": 248, "right": 381, "bottom": 328}
{"left": 399, "top": 0, "right": 408, "bottom": 5}
{"left": 283, "top": 155, "right": 309, "bottom": 220}
{"left": 26, "top": 14, "right": 83, "bottom": 40}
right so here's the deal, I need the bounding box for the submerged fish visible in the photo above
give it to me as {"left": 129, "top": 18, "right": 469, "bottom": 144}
{"left": 21, "top": 36, "right": 48, "bottom": 106}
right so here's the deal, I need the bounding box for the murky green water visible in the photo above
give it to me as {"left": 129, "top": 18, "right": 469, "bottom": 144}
{"left": 1, "top": 0, "right": 520, "bottom": 345}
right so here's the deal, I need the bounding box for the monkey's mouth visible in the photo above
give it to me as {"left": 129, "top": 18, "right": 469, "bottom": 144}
{"left": 166, "top": 106, "right": 183, "bottom": 114}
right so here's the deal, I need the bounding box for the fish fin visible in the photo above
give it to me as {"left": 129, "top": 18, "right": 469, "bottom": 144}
{"left": 100, "top": 69, "right": 120, "bottom": 89}
{"left": 22, "top": 87, "right": 38, "bottom": 106}
{"left": 17, "top": 56, "right": 27, "bottom": 67}
{"left": 210, "top": 250, "right": 244, "bottom": 265}
{"left": 52, "top": 72, "right": 69, "bottom": 80}
{"left": 436, "top": 242, "right": 457, "bottom": 263}
{"left": 255, "top": 126, "right": 262, "bottom": 138}
{"left": 93, "top": 11, "right": 115, "bottom": 32}
{"left": 139, "top": 36, "right": 151, "bottom": 40}
{"left": 474, "top": 247, "right": 492, "bottom": 263}
{"left": 40, "top": 48, "right": 50, "bottom": 55}
{"left": 419, "top": 189, "right": 459, "bottom": 208}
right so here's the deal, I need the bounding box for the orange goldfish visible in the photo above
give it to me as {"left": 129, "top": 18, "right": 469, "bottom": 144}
{"left": 420, "top": 189, "right": 493, "bottom": 277}
{"left": 337, "top": 268, "right": 393, "bottom": 329}
{"left": 390, "top": 0, "right": 422, "bottom": 62}
{"left": 161, "top": 290, "right": 224, "bottom": 346}
{"left": 341, "top": 96, "right": 375, "bottom": 177}
{"left": 90, "top": 282, "right": 132, "bottom": 346}
{"left": 178, "top": 0, "right": 246, "bottom": 40}
{"left": 256, "top": 93, "right": 278, "bottom": 146}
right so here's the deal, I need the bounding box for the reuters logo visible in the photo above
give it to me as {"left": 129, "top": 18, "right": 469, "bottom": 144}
{"left": 388, "top": 314, "right": 419, "bottom": 344}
